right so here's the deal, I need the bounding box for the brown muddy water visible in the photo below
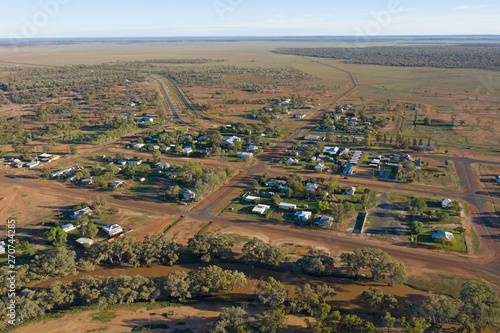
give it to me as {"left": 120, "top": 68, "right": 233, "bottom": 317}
{"left": 35, "top": 262, "right": 428, "bottom": 312}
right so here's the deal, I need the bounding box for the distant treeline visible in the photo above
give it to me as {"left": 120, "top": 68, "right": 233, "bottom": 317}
{"left": 274, "top": 45, "right": 500, "bottom": 69}
{"left": 143, "top": 58, "right": 226, "bottom": 64}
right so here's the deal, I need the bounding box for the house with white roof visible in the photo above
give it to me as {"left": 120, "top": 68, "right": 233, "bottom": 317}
{"left": 294, "top": 211, "right": 312, "bottom": 222}
{"left": 315, "top": 163, "right": 326, "bottom": 171}
{"left": 71, "top": 207, "right": 94, "bottom": 219}
{"left": 103, "top": 224, "right": 123, "bottom": 237}
{"left": 285, "top": 158, "right": 299, "bottom": 165}
{"left": 61, "top": 223, "right": 77, "bottom": 233}
{"left": 133, "top": 143, "right": 145, "bottom": 149}
{"left": 237, "top": 152, "right": 253, "bottom": 159}
{"left": 432, "top": 231, "right": 455, "bottom": 240}
{"left": 314, "top": 215, "right": 334, "bottom": 228}
{"left": 76, "top": 237, "right": 94, "bottom": 246}
{"left": 345, "top": 186, "right": 356, "bottom": 195}
{"left": 305, "top": 183, "right": 319, "bottom": 191}
{"left": 81, "top": 177, "right": 97, "bottom": 185}
{"left": 183, "top": 189, "right": 196, "bottom": 200}
{"left": 252, "top": 204, "right": 270, "bottom": 215}
{"left": 181, "top": 147, "right": 193, "bottom": 154}
{"left": 324, "top": 147, "right": 339, "bottom": 155}
{"left": 279, "top": 202, "right": 297, "bottom": 210}
{"left": 245, "top": 195, "right": 260, "bottom": 203}
{"left": 248, "top": 145, "right": 259, "bottom": 152}
{"left": 442, "top": 199, "right": 452, "bottom": 208}
{"left": 51, "top": 167, "right": 74, "bottom": 178}
{"left": 156, "top": 163, "right": 170, "bottom": 170}
{"left": 221, "top": 136, "right": 241, "bottom": 147}
{"left": 0, "top": 241, "right": 6, "bottom": 254}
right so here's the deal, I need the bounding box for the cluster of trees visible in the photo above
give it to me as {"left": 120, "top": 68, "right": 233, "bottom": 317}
{"left": 163, "top": 65, "right": 314, "bottom": 88}
{"left": 274, "top": 46, "right": 500, "bottom": 70}
{"left": 1, "top": 65, "right": 145, "bottom": 104}
{"left": 143, "top": 58, "right": 225, "bottom": 64}
{"left": 166, "top": 162, "right": 237, "bottom": 201}
{"left": 340, "top": 247, "right": 407, "bottom": 286}
{"left": 0, "top": 265, "right": 245, "bottom": 329}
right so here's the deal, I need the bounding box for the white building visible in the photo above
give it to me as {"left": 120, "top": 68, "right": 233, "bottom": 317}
{"left": 432, "top": 231, "right": 455, "bottom": 240}
{"left": 237, "top": 152, "right": 253, "bottom": 159}
{"left": 315, "top": 163, "right": 326, "bottom": 171}
{"left": 245, "top": 196, "right": 261, "bottom": 203}
{"left": 294, "top": 211, "right": 312, "bottom": 222}
{"left": 285, "top": 158, "right": 299, "bottom": 165}
{"left": 345, "top": 186, "right": 356, "bottom": 195}
{"left": 279, "top": 202, "right": 297, "bottom": 210}
{"left": 0, "top": 241, "right": 5, "bottom": 254}
{"left": 156, "top": 163, "right": 170, "bottom": 170}
{"left": 248, "top": 145, "right": 259, "bottom": 152}
{"left": 61, "top": 223, "right": 77, "bottom": 233}
{"left": 305, "top": 183, "right": 319, "bottom": 191}
{"left": 133, "top": 143, "right": 145, "bottom": 149}
{"left": 221, "top": 136, "right": 241, "bottom": 147}
{"left": 442, "top": 199, "right": 452, "bottom": 208}
{"left": 252, "top": 204, "right": 270, "bottom": 215}
{"left": 183, "top": 189, "right": 196, "bottom": 200}
{"left": 314, "top": 216, "right": 334, "bottom": 228}
{"left": 76, "top": 237, "right": 94, "bottom": 246}
{"left": 103, "top": 224, "right": 123, "bottom": 237}
{"left": 71, "top": 207, "right": 94, "bottom": 219}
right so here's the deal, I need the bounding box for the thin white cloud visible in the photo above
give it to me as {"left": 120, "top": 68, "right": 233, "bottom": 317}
{"left": 454, "top": 5, "right": 489, "bottom": 10}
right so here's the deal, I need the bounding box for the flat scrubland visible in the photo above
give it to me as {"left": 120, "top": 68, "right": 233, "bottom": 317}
{"left": 1, "top": 39, "right": 500, "bottom": 331}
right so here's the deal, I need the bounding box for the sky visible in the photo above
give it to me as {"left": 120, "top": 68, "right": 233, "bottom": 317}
{"left": 1, "top": 0, "right": 500, "bottom": 39}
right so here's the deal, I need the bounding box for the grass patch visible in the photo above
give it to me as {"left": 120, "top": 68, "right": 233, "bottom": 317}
{"left": 132, "top": 324, "right": 169, "bottom": 331}
{"left": 481, "top": 272, "right": 500, "bottom": 288}
{"left": 225, "top": 233, "right": 252, "bottom": 245}
{"left": 196, "top": 221, "right": 212, "bottom": 235}
{"left": 163, "top": 216, "right": 184, "bottom": 233}
{"left": 415, "top": 229, "right": 467, "bottom": 253}
{"left": 406, "top": 273, "right": 470, "bottom": 298}
{"left": 92, "top": 310, "right": 117, "bottom": 323}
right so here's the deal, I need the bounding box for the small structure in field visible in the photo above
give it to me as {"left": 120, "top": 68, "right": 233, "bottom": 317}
{"left": 294, "top": 211, "right": 312, "bottom": 222}
{"left": 103, "top": 224, "right": 123, "bottom": 237}
{"left": 252, "top": 204, "right": 270, "bottom": 215}
{"left": 61, "top": 223, "right": 77, "bottom": 233}
{"left": 432, "top": 231, "right": 454, "bottom": 240}
{"left": 345, "top": 186, "right": 356, "bottom": 195}
{"left": 71, "top": 207, "right": 94, "bottom": 219}
{"left": 442, "top": 198, "right": 452, "bottom": 208}
{"left": 279, "top": 202, "right": 297, "bottom": 210}
{"left": 76, "top": 237, "right": 94, "bottom": 246}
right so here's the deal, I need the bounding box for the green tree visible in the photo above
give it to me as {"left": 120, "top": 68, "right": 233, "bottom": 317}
{"left": 163, "top": 271, "right": 191, "bottom": 302}
{"left": 382, "top": 312, "right": 397, "bottom": 333}
{"left": 459, "top": 280, "right": 500, "bottom": 332}
{"left": 257, "top": 277, "right": 288, "bottom": 308}
{"left": 411, "top": 197, "right": 427, "bottom": 214}
{"left": 399, "top": 317, "right": 430, "bottom": 333}
{"left": 214, "top": 306, "right": 249, "bottom": 333}
{"left": 40, "top": 167, "right": 51, "bottom": 179}
{"left": 152, "top": 149, "right": 161, "bottom": 163}
{"left": 45, "top": 226, "right": 67, "bottom": 247}
{"left": 410, "top": 221, "right": 424, "bottom": 241}
{"left": 260, "top": 306, "right": 288, "bottom": 333}
{"left": 81, "top": 222, "right": 99, "bottom": 239}
{"left": 318, "top": 201, "right": 330, "bottom": 212}
{"left": 362, "top": 287, "right": 384, "bottom": 313}
{"left": 297, "top": 249, "right": 335, "bottom": 276}
{"left": 188, "top": 231, "right": 234, "bottom": 262}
